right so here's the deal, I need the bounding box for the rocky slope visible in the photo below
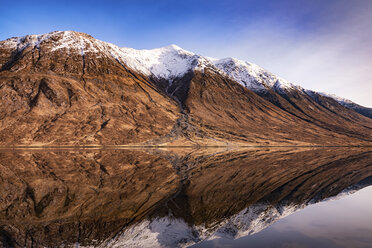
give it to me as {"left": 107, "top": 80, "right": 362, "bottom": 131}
{"left": 0, "top": 31, "right": 371, "bottom": 146}
{"left": 319, "top": 92, "right": 372, "bottom": 119}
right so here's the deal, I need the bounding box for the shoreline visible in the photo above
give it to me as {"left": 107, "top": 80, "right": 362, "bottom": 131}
{"left": 0, "top": 145, "right": 372, "bottom": 149}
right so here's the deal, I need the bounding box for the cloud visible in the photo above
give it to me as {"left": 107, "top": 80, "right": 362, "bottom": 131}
{"left": 184, "top": 1, "right": 372, "bottom": 107}
{"left": 1, "top": 0, "right": 370, "bottom": 106}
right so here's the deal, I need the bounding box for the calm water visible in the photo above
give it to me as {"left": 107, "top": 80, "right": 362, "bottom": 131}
{"left": 0, "top": 147, "right": 371, "bottom": 248}
{"left": 192, "top": 185, "right": 372, "bottom": 248}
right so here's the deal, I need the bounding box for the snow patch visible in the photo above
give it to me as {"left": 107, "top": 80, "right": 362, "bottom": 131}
{"left": 212, "top": 57, "right": 297, "bottom": 92}
{"left": 318, "top": 92, "right": 355, "bottom": 106}
{"left": 105, "top": 217, "right": 198, "bottom": 248}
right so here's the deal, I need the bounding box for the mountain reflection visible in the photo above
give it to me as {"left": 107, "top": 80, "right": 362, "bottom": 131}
{"left": 0, "top": 147, "right": 371, "bottom": 248}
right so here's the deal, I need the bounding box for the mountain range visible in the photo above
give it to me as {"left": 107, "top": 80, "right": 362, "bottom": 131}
{"left": 0, "top": 31, "right": 371, "bottom": 146}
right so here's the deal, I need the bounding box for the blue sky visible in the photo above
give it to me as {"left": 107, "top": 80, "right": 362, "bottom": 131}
{"left": 1, "top": 0, "right": 371, "bottom": 106}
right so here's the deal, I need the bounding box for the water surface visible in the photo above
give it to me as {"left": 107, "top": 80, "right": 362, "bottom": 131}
{"left": 0, "top": 147, "right": 371, "bottom": 247}
{"left": 192, "top": 184, "right": 372, "bottom": 248}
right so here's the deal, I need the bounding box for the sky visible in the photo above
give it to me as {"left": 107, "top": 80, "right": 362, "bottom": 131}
{"left": 1, "top": 0, "right": 371, "bottom": 106}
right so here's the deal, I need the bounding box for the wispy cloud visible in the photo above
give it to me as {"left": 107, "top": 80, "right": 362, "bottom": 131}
{"left": 186, "top": 1, "right": 372, "bottom": 107}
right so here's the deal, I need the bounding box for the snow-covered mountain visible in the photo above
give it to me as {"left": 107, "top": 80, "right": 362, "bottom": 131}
{"left": 2, "top": 30, "right": 368, "bottom": 110}
{"left": 1, "top": 31, "right": 371, "bottom": 147}
{"left": 0, "top": 31, "right": 300, "bottom": 92}
{"left": 1, "top": 31, "right": 372, "bottom": 248}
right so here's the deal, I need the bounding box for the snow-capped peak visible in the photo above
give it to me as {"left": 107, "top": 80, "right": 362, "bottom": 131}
{"left": 0, "top": 31, "right": 297, "bottom": 91}
{"left": 1, "top": 31, "right": 203, "bottom": 81}
{"left": 2, "top": 31, "right": 91, "bottom": 51}
{"left": 119, "top": 44, "right": 200, "bottom": 81}
{"left": 163, "top": 44, "right": 184, "bottom": 51}
{"left": 211, "top": 56, "right": 296, "bottom": 92}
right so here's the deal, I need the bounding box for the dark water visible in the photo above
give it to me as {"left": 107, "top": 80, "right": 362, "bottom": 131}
{"left": 0, "top": 147, "right": 371, "bottom": 248}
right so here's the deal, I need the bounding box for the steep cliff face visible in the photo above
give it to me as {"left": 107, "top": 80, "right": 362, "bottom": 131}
{"left": 0, "top": 31, "right": 371, "bottom": 146}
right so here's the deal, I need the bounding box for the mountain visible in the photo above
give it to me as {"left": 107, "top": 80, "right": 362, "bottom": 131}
{"left": 0, "top": 31, "right": 371, "bottom": 146}
{"left": 318, "top": 92, "right": 372, "bottom": 119}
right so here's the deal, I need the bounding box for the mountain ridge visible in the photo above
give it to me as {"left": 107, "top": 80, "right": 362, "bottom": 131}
{"left": 0, "top": 31, "right": 371, "bottom": 146}
{"left": 2, "top": 31, "right": 369, "bottom": 109}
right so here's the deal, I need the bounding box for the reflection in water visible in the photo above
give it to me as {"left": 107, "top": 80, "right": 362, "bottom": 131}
{"left": 0, "top": 148, "right": 371, "bottom": 247}
{"left": 192, "top": 185, "right": 372, "bottom": 248}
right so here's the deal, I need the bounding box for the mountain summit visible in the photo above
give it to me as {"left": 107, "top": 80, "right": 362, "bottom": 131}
{"left": 0, "top": 31, "right": 371, "bottom": 146}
